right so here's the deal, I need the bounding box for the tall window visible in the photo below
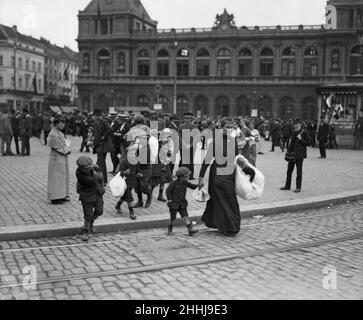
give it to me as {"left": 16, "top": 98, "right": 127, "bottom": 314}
{"left": 302, "top": 97, "right": 317, "bottom": 121}
{"left": 194, "top": 95, "right": 209, "bottom": 115}
{"left": 117, "top": 52, "right": 125, "bottom": 71}
{"left": 217, "top": 48, "right": 231, "bottom": 76}
{"left": 25, "top": 74, "right": 30, "bottom": 89}
{"left": 260, "top": 48, "right": 274, "bottom": 76}
{"left": 280, "top": 97, "right": 295, "bottom": 120}
{"left": 258, "top": 96, "right": 273, "bottom": 118}
{"left": 281, "top": 47, "right": 296, "bottom": 76}
{"left": 137, "top": 49, "right": 150, "bottom": 76}
{"left": 26, "top": 59, "right": 29, "bottom": 70}
{"left": 82, "top": 53, "right": 90, "bottom": 71}
{"left": 236, "top": 96, "right": 251, "bottom": 117}
{"left": 331, "top": 49, "right": 340, "bottom": 71}
{"left": 100, "top": 18, "right": 108, "bottom": 34}
{"left": 0, "top": 75, "right": 3, "bottom": 88}
{"left": 0, "top": 55, "right": 3, "bottom": 66}
{"left": 32, "top": 61, "right": 36, "bottom": 71}
{"left": 196, "top": 48, "right": 210, "bottom": 76}
{"left": 215, "top": 96, "right": 230, "bottom": 117}
{"left": 18, "top": 77, "right": 22, "bottom": 89}
{"left": 97, "top": 49, "right": 111, "bottom": 77}
{"left": 303, "top": 46, "right": 319, "bottom": 76}
{"left": 11, "top": 56, "right": 15, "bottom": 67}
{"left": 18, "top": 57, "right": 23, "bottom": 69}
{"left": 38, "top": 62, "right": 42, "bottom": 73}
{"left": 238, "top": 48, "right": 252, "bottom": 76}
{"left": 177, "top": 96, "right": 189, "bottom": 116}
{"left": 177, "top": 48, "right": 189, "bottom": 76}
{"left": 350, "top": 45, "right": 363, "bottom": 75}
{"left": 137, "top": 95, "right": 150, "bottom": 108}
{"left": 157, "top": 49, "right": 169, "bottom": 76}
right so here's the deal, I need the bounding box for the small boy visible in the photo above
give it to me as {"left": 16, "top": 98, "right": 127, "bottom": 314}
{"left": 76, "top": 156, "right": 105, "bottom": 241}
{"left": 166, "top": 167, "right": 199, "bottom": 236}
{"left": 115, "top": 143, "right": 137, "bottom": 220}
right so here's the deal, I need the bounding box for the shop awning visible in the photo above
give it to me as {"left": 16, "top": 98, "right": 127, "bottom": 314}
{"left": 49, "top": 106, "right": 62, "bottom": 113}
{"left": 61, "top": 106, "right": 79, "bottom": 113}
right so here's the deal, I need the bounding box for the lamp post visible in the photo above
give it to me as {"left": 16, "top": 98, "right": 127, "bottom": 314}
{"left": 173, "top": 41, "right": 178, "bottom": 115}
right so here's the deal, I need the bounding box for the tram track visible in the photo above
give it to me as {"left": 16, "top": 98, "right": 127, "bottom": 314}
{"left": 0, "top": 232, "right": 362, "bottom": 290}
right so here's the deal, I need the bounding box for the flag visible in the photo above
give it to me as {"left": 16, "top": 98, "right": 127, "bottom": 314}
{"left": 332, "top": 104, "right": 343, "bottom": 120}
{"left": 63, "top": 68, "right": 69, "bottom": 81}
{"left": 33, "top": 74, "right": 37, "bottom": 94}
{"left": 325, "top": 93, "right": 335, "bottom": 110}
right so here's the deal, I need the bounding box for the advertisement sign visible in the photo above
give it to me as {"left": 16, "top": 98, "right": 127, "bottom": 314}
{"left": 153, "top": 104, "right": 163, "bottom": 111}
{"left": 251, "top": 109, "right": 258, "bottom": 117}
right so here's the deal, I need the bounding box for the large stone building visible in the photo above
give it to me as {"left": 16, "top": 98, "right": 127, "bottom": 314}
{"left": 0, "top": 25, "right": 79, "bottom": 114}
{"left": 77, "top": 0, "right": 363, "bottom": 133}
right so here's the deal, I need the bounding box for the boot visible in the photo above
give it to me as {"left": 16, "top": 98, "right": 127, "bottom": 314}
{"left": 167, "top": 225, "right": 174, "bottom": 235}
{"left": 129, "top": 208, "right": 137, "bottom": 220}
{"left": 187, "top": 224, "right": 199, "bottom": 237}
{"left": 133, "top": 196, "right": 144, "bottom": 208}
{"left": 144, "top": 194, "right": 152, "bottom": 208}
{"left": 115, "top": 201, "right": 124, "bottom": 215}
{"left": 79, "top": 222, "right": 91, "bottom": 241}
{"left": 157, "top": 192, "right": 167, "bottom": 202}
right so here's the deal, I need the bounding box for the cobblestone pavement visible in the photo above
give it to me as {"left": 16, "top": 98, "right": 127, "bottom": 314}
{"left": 0, "top": 201, "right": 362, "bottom": 300}
{"left": 0, "top": 136, "right": 362, "bottom": 228}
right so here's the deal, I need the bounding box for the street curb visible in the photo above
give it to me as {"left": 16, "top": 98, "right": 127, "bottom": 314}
{"left": 0, "top": 190, "right": 362, "bottom": 242}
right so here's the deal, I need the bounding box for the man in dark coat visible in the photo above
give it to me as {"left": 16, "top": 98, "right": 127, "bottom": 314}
{"left": 19, "top": 109, "right": 33, "bottom": 156}
{"left": 0, "top": 109, "right": 14, "bottom": 156}
{"left": 10, "top": 110, "right": 20, "bottom": 155}
{"left": 354, "top": 120, "right": 363, "bottom": 150}
{"left": 281, "top": 119, "right": 310, "bottom": 193}
{"left": 270, "top": 119, "right": 284, "bottom": 152}
{"left": 281, "top": 119, "right": 293, "bottom": 149}
{"left": 317, "top": 117, "right": 330, "bottom": 158}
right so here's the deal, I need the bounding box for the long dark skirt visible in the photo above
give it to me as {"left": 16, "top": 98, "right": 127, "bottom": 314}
{"left": 202, "top": 162, "right": 241, "bottom": 235}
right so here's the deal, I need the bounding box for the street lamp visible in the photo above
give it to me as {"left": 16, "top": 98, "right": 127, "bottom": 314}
{"left": 173, "top": 41, "right": 178, "bottom": 115}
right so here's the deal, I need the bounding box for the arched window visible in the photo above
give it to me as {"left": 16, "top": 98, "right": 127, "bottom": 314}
{"left": 217, "top": 48, "right": 231, "bottom": 76}
{"left": 177, "top": 48, "right": 189, "bottom": 76}
{"left": 238, "top": 48, "right": 252, "bottom": 76}
{"left": 260, "top": 47, "right": 274, "bottom": 76}
{"left": 157, "top": 49, "right": 169, "bottom": 76}
{"left": 97, "top": 49, "right": 111, "bottom": 77}
{"left": 302, "top": 97, "right": 317, "bottom": 121}
{"left": 350, "top": 45, "right": 363, "bottom": 75}
{"left": 331, "top": 49, "right": 340, "bottom": 71}
{"left": 215, "top": 96, "right": 230, "bottom": 117}
{"left": 196, "top": 48, "right": 210, "bottom": 76}
{"left": 194, "top": 95, "right": 209, "bottom": 116}
{"left": 303, "top": 46, "right": 319, "bottom": 76}
{"left": 236, "top": 96, "right": 251, "bottom": 117}
{"left": 281, "top": 47, "right": 296, "bottom": 76}
{"left": 137, "top": 95, "right": 150, "bottom": 108}
{"left": 117, "top": 52, "right": 125, "bottom": 71}
{"left": 82, "top": 53, "right": 90, "bottom": 71}
{"left": 137, "top": 49, "right": 150, "bottom": 76}
{"left": 258, "top": 96, "right": 272, "bottom": 118}
{"left": 280, "top": 97, "right": 295, "bottom": 120}
{"left": 159, "top": 95, "right": 169, "bottom": 112}
{"left": 177, "top": 96, "right": 189, "bottom": 116}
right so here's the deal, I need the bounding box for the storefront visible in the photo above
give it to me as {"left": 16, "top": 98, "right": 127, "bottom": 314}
{"left": 317, "top": 84, "right": 363, "bottom": 148}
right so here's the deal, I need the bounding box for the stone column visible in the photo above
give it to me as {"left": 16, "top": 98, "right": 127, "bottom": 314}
{"left": 317, "top": 95, "right": 322, "bottom": 124}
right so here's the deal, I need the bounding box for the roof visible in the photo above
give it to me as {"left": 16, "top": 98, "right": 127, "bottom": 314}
{"left": 80, "top": 0, "right": 157, "bottom": 26}
{"left": 0, "top": 24, "right": 42, "bottom": 48}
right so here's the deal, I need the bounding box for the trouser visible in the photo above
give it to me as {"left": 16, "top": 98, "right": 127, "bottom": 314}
{"left": 319, "top": 140, "right": 327, "bottom": 157}
{"left": 0, "top": 134, "right": 13, "bottom": 155}
{"left": 354, "top": 137, "right": 361, "bottom": 150}
{"left": 271, "top": 138, "right": 283, "bottom": 151}
{"left": 328, "top": 137, "right": 338, "bottom": 149}
{"left": 21, "top": 135, "right": 30, "bottom": 155}
{"left": 111, "top": 147, "right": 120, "bottom": 172}
{"left": 12, "top": 135, "right": 20, "bottom": 154}
{"left": 44, "top": 130, "right": 50, "bottom": 145}
{"left": 135, "top": 173, "right": 152, "bottom": 197}
{"left": 282, "top": 137, "right": 290, "bottom": 149}
{"left": 96, "top": 151, "right": 108, "bottom": 184}
{"left": 179, "top": 147, "right": 195, "bottom": 178}
{"left": 311, "top": 133, "right": 316, "bottom": 147}
{"left": 81, "top": 197, "right": 104, "bottom": 225}
{"left": 285, "top": 159, "right": 304, "bottom": 190}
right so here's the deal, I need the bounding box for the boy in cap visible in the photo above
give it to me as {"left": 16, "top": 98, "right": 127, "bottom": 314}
{"left": 76, "top": 156, "right": 105, "bottom": 241}
{"left": 166, "top": 167, "right": 199, "bottom": 236}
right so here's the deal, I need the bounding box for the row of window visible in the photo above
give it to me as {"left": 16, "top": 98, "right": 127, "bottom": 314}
{"left": 0, "top": 55, "right": 43, "bottom": 73}
{"left": 9, "top": 75, "right": 42, "bottom": 91}
{"left": 82, "top": 45, "right": 363, "bottom": 77}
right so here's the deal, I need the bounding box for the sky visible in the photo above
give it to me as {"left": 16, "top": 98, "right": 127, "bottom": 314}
{"left": 0, "top": 0, "right": 328, "bottom": 52}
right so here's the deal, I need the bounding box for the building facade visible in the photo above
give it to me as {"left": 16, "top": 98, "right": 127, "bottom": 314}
{"left": 0, "top": 25, "right": 45, "bottom": 113}
{"left": 77, "top": 0, "right": 363, "bottom": 126}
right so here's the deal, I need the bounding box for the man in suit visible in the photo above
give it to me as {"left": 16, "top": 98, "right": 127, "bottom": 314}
{"left": 270, "top": 119, "right": 284, "bottom": 152}
{"left": 19, "top": 108, "right": 33, "bottom": 156}
{"left": 317, "top": 117, "right": 330, "bottom": 158}
{"left": 281, "top": 119, "right": 310, "bottom": 193}
{"left": 0, "top": 109, "right": 14, "bottom": 156}
{"left": 179, "top": 112, "right": 197, "bottom": 180}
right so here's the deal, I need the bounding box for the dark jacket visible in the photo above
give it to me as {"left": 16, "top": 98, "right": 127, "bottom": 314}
{"left": 19, "top": 114, "right": 33, "bottom": 136}
{"left": 288, "top": 129, "right": 310, "bottom": 160}
{"left": 93, "top": 120, "right": 114, "bottom": 154}
{"left": 270, "top": 122, "right": 282, "bottom": 140}
{"left": 76, "top": 167, "right": 105, "bottom": 203}
{"left": 317, "top": 123, "right": 330, "bottom": 143}
{"left": 166, "top": 179, "right": 198, "bottom": 209}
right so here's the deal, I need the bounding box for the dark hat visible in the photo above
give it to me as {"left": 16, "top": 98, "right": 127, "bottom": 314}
{"left": 134, "top": 115, "right": 145, "bottom": 125}
{"left": 176, "top": 167, "right": 191, "bottom": 177}
{"left": 76, "top": 156, "right": 94, "bottom": 169}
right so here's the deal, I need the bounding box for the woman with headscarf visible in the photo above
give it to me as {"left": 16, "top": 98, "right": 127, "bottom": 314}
{"left": 198, "top": 119, "right": 251, "bottom": 236}
{"left": 47, "top": 116, "right": 71, "bottom": 204}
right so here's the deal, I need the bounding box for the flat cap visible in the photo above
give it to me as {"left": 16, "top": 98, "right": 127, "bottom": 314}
{"left": 176, "top": 167, "right": 191, "bottom": 177}
{"left": 76, "top": 156, "right": 94, "bottom": 169}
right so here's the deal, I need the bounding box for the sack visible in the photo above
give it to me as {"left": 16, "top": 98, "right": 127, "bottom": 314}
{"left": 109, "top": 173, "right": 127, "bottom": 198}
{"left": 285, "top": 151, "right": 297, "bottom": 163}
{"left": 235, "top": 155, "right": 265, "bottom": 200}
{"left": 192, "top": 188, "right": 210, "bottom": 203}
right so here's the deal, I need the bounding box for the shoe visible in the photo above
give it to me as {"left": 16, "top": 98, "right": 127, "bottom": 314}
{"left": 144, "top": 196, "right": 152, "bottom": 208}
{"left": 280, "top": 186, "right": 290, "bottom": 191}
{"left": 187, "top": 224, "right": 199, "bottom": 237}
{"left": 51, "top": 199, "right": 64, "bottom": 205}
{"left": 167, "top": 225, "right": 174, "bottom": 235}
{"left": 115, "top": 202, "right": 124, "bottom": 215}
{"left": 130, "top": 213, "right": 137, "bottom": 220}
{"left": 318, "top": 156, "right": 326, "bottom": 159}
{"left": 258, "top": 152, "right": 264, "bottom": 155}
{"left": 294, "top": 189, "right": 301, "bottom": 193}
{"left": 79, "top": 229, "right": 89, "bottom": 242}
{"left": 157, "top": 195, "right": 167, "bottom": 202}
{"left": 133, "top": 201, "right": 143, "bottom": 209}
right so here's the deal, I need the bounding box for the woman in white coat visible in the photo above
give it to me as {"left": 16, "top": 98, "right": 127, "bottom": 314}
{"left": 47, "top": 116, "right": 71, "bottom": 204}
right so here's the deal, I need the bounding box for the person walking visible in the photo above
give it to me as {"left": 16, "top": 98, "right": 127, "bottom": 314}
{"left": 280, "top": 119, "right": 310, "bottom": 193}
{"left": 270, "top": 119, "right": 284, "bottom": 152}
{"left": 47, "top": 116, "right": 71, "bottom": 204}
{"left": 317, "top": 117, "right": 330, "bottom": 158}
{"left": 0, "top": 109, "right": 14, "bottom": 156}
{"left": 19, "top": 109, "right": 32, "bottom": 156}
{"left": 354, "top": 120, "right": 362, "bottom": 150}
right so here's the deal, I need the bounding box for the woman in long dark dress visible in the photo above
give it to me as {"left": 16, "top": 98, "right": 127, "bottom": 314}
{"left": 198, "top": 120, "right": 242, "bottom": 236}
